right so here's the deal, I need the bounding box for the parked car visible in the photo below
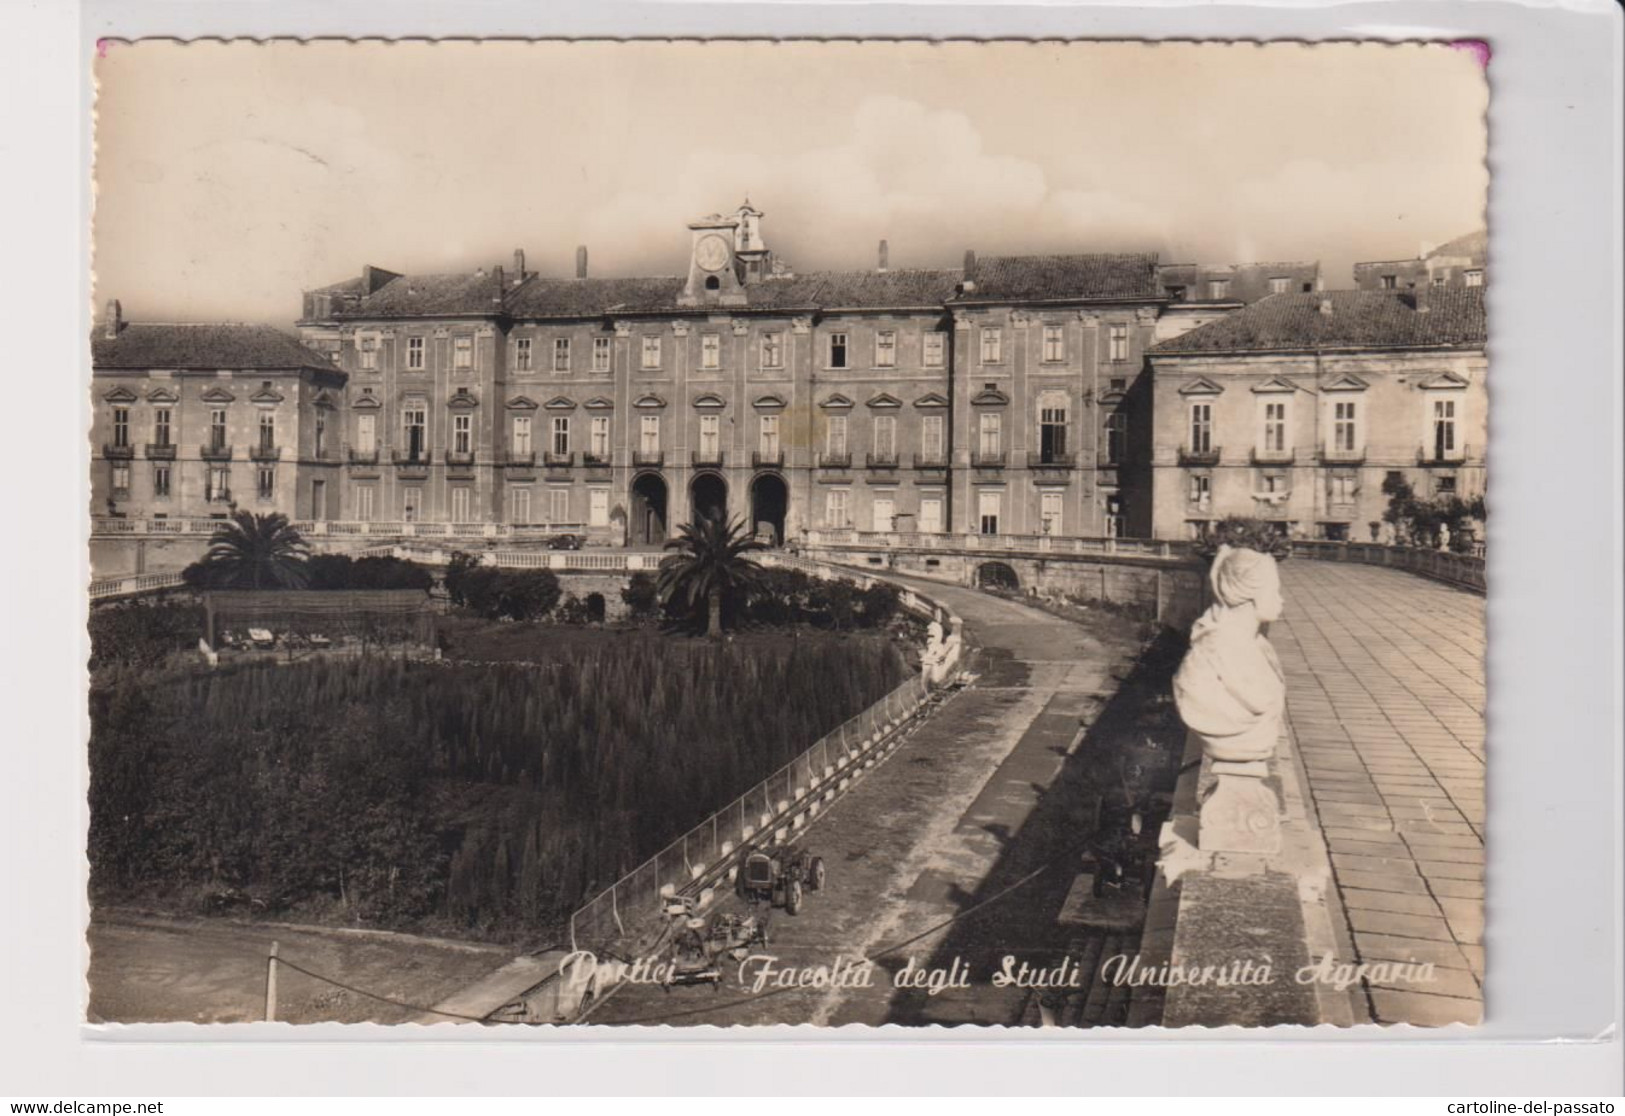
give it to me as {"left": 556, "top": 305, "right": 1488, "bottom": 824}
{"left": 546, "top": 533, "right": 585, "bottom": 551}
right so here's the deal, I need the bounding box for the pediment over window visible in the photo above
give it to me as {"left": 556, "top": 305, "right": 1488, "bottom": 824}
{"left": 583, "top": 396, "right": 615, "bottom": 411}
{"left": 250, "top": 384, "right": 287, "bottom": 404}
{"left": 1250, "top": 376, "right": 1301, "bottom": 394}
{"left": 199, "top": 385, "right": 237, "bottom": 404}
{"left": 102, "top": 386, "right": 139, "bottom": 404}
{"left": 912, "top": 392, "right": 949, "bottom": 410}
{"left": 1417, "top": 370, "right": 1470, "bottom": 390}
{"left": 691, "top": 392, "right": 728, "bottom": 411}
{"left": 1099, "top": 386, "right": 1127, "bottom": 405}
{"left": 865, "top": 392, "right": 903, "bottom": 410}
{"left": 752, "top": 393, "right": 788, "bottom": 410}
{"left": 1320, "top": 372, "right": 1370, "bottom": 392}
{"left": 542, "top": 395, "right": 576, "bottom": 412}
{"left": 312, "top": 389, "right": 337, "bottom": 409}
{"left": 145, "top": 386, "right": 179, "bottom": 404}
{"left": 819, "top": 393, "right": 854, "bottom": 411}
{"left": 970, "top": 386, "right": 1010, "bottom": 406}
{"left": 352, "top": 392, "right": 383, "bottom": 410}
{"left": 447, "top": 388, "right": 480, "bottom": 410}
{"left": 1177, "top": 376, "right": 1224, "bottom": 396}
{"left": 633, "top": 393, "right": 667, "bottom": 409}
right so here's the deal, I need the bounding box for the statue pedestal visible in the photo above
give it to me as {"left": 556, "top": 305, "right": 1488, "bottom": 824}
{"left": 1198, "top": 759, "right": 1282, "bottom": 856}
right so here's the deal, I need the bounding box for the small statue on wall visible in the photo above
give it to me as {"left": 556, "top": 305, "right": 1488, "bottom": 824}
{"left": 1172, "top": 543, "right": 1287, "bottom": 854}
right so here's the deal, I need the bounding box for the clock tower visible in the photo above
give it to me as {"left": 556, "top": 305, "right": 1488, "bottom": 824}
{"left": 679, "top": 212, "right": 749, "bottom": 307}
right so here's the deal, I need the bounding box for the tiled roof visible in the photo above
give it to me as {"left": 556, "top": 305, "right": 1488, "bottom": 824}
{"left": 955, "top": 253, "right": 1161, "bottom": 303}
{"left": 797, "top": 268, "right": 963, "bottom": 310}
{"left": 1427, "top": 229, "right": 1487, "bottom": 260}
{"left": 92, "top": 323, "right": 334, "bottom": 370}
{"left": 1148, "top": 289, "right": 1487, "bottom": 355}
{"left": 334, "top": 271, "right": 506, "bottom": 318}
{"left": 504, "top": 276, "right": 687, "bottom": 318}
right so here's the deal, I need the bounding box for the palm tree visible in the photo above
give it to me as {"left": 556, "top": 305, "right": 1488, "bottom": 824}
{"left": 196, "top": 510, "right": 311, "bottom": 590}
{"left": 656, "top": 516, "right": 766, "bottom": 637}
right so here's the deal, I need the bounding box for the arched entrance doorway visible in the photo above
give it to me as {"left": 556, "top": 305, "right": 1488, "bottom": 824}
{"left": 749, "top": 473, "right": 788, "bottom": 546}
{"left": 585, "top": 593, "right": 607, "bottom": 623}
{"left": 976, "top": 561, "right": 1020, "bottom": 592}
{"left": 690, "top": 472, "right": 728, "bottom": 526}
{"left": 630, "top": 473, "right": 667, "bottom": 546}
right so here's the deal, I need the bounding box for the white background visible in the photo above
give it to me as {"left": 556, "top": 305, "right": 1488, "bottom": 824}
{"left": 1, "top": 0, "right": 1619, "bottom": 1096}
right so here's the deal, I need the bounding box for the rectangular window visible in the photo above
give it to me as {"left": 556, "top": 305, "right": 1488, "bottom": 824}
{"left": 1381, "top": 275, "right": 1398, "bottom": 290}
{"left": 401, "top": 487, "right": 421, "bottom": 522}
{"left": 152, "top": 464, "right": 171, "bottom": 498}
{"left": 206, "top": 466, "right": 228, "bottom": 502}
{"left": 640, "top": 414, "right": 660, "bottom": 452}
{"left": 826, "top": 414, "right": 848, "bottom": 457}
{"left": 874, "top": 330, "right": 896, "bottom": 368}
{"left": 1260, "top": 473, "right": 1286, "bottom": 495}
{"left": 1464, "top": 269, "right": 1484, "bottom": 287}
{"left": 549, "top": 488, "right": 570, "bottom": 523}
{"left": 978, "top": 489, "right": 1000, "bottom": 535}
{"left": 1039, "top": 397, "right": 1069, "bottom": 462}
{"left": 1109, "top": 324, "right": 1129, "bottom": 362}
{"left": 978, "top": 412, "right": 1001, "bottom": 457}
{"left": 700, "top": 333, "right": 721, "bottom": 370}
{"left": 259, "top": 412, "right": 276, "bottom": 451}
{"left": 1269, "top": 277, "right": 1290, "bottom": 294}
{"left": 593, "top": 336, "right": 611, "bottom": 372}
{"left": 761, "top": 332, "right": 784, "bottom": 369}
{"left": 509, "top": 487, "right": 531, "bottom": 525}
{"left": 450, "top": 487, "right": 472, "bottom": 522}
{"left": 153, "top": 408, "right": 171, "bottom": 447}
{"left": 825, "top": 488, "right": 850, "bottom": 528}
{"left": 872, "top": 493, "right": 895, "bottom": 533}
{"left": 922, "top": 333, "right": 944, "bottom": 368}
{"left": 1042, "top": 325, "right": 1064, "bottom": 363}
{"left": 1207, "top": 279, "right": 1231, "bottom": 299}
{"left": 1432, "top": 398, "right": 1457, "bottom": 458}
{"left": 355, "top": 485, "right": 375, "bottom": 522}
{"left": 873, "top": 415, "right": 896, "bottom": 457}
{"left": 1189, "top": 403, "right": 1213, "bottom": 454}
{"left": 553, "top": 337, "right": 571, "bottom": 372}
{"left": 403, "top": 407, "right": 426, "bottom": 458}
{"left": 108, "top": 462, "right": 130, "bottom": 493}
{"left": 1263, "top": 401, "right": 1287, "bottom": 452}
{"left": 1329, "top": 474, "right": 1358, "bottom": 505}
{"left": 921, "top": 415, "right": 944, "bottom": 462}
{"left": 453, "top": 413, "right": 472, "bottom": 455}
{"left": 406, "top": 336, "right": 425, "bottom": 370}
{"left": 358, "top": 335, "right": 378, "bottom": 370}
{"left": 1040, "top": 490, "right": 1063, "bottom": 535}
{"left": 590, "top": 416, "right": 610, "bottom": 458}
{"left": 1190, "top": 474, "right": 1212, "bottom": 510}
{"left": 257, "top": 466, "right": 275, "bottom": 499}
{"left": 699, "top": 414, "right": 720, "bottom": 457}
{"left": 552, "top": 416, "right": 571, "bottom": 456}
{"left": 209, "top": 409, "right": 227, "bottom": 450}
{"left": 515, "top": 337, "right": 533, "bottom": 371}
{"left": 1105, "top": 495, "right": 1124, "bottom": 538}
{"left": 453, "top": 335, "right": 474, "bottom": 370}
{"left": 919, "top": 495, "right": 943, "bottom": 534}
{"left": 1105, "top": 412, "right": 1128, "bottom": 465}
{"left": 589, "top": 487, "right": 610, "bottom": 528}
{"left": 512, "top": 415, "right": 532, "bottom": 454}
{"left": 641, "top": 336, "right": 661, "bottom": 370}
{"left": 315, "top": 411, "right": 327, "bottom": 457}
{"left": 759, "top": 414, "right": 780, "bottom": 457}
{"left": 829, "top": 332, "right": 848, "bottom": 369}
{"left": 1333, "top": 401, "right": 1358, "bottom": 452}
{"left": 354, "top": 414, "right": 376, "bottom": 454}
{"left": 980, "top": 327, "right": 1002, "bottom": 364}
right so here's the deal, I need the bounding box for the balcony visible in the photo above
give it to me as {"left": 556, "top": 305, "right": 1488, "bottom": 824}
{"left": 144, "top": 442, "right": 176, "bottom": 460}
{"left": 582, "top": 452, "right": 611, "bottom": 468}
{"left": 691, "top": 449, "right": 725, "bottom": 468}
{"left": 752, "top": 449, "right": 784, "bottom": 469}
{"left": 1027, "top": 451, "right": 1076, "bottom": 469}
{"left": 102, "top": 442, "right": 135, "bottom": 460}
{"left": 392, "top": 449, "right": 432, "bottom": 468}
{"left": 1178, "top": 444, "right": 1221, "bottom": 467}
{"left": 347, "top": 447, "right": 380, "bottom": 465}
{"left": 632, "top": 450, "right": 665, "bottom": 468}
{"left": 1249, "top": 447, "right": 1295, "bottom": 466}
{"left": 199, "top": 442, "right": 234, "bottom": 461}
{"left": 1417, "top": 443, "right": 1470, "bottom": 466}
{"left": 971, "top": 450, "right": 1007, "bottom": 469}
{"left": 816, "top": 451, "right": 852, "bottom": 470}
{"left": 543, "top": 451, "right": 576, "bottom": 468}
{"left": 1318, "top": 443, "right": 1366, "bottom": 465}
{"left": 445, "top": 449, "right": 477, "bottom": 468}
{"left": 250, "top": 444, "right": 283, "bottom": 462}
{"left": 912, "top": 453, "right": 948, "bottom": 470}
{"left": 500, "top": 449, "right": 536, "bottom": 467}
{"left": 865, "top": 452, "right": 900, "bottom": 470}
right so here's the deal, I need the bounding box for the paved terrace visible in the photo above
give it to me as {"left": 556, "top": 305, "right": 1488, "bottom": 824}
{"left": 1274, "top": 561, "right": 1486, "bottom": 1026}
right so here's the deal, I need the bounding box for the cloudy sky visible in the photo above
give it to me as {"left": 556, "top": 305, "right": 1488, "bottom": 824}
{"left": 94, "top": 40, "right": 1488, "bottom": 324}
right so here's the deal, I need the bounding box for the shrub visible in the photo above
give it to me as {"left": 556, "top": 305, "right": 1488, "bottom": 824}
{"left": 1194, "top": 516, "right": 1291, "bottom": 562}
{"left": 494, "top": 570, "right": 561, "bottom": 622}
{"left": 88, "top": 599, "right": 206, "bottom": 672}
{"left": 621, "top": 572, "right": 661, "bottom": 621}
{"left": 349, "top": 555, "right": 434, "bottom": 591}
{"left": 554, "top": 595, "right": 591, "bottom": 625}
{"left": 306, "top": 553, "right": 355, "bottom": 590}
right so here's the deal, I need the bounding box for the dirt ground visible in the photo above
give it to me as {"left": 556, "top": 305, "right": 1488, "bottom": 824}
{"left": 86, "top": 909, "right": 516, "bottom": 1025}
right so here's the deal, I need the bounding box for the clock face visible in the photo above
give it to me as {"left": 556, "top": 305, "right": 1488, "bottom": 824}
{"left": 695, "top": 235, "right": 730, "bottom": 273}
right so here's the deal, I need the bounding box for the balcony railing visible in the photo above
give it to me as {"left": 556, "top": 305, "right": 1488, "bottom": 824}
{"left": 250, "top": 444, "right": 282, "bottom": 462}
{"left": 348, "top": 447, "right": 380, "bottom": 465}
{"left": 103, "top": 442, "right": 135, "bottom": 459}
{"left": 1249, "top": 447, "right": 1295, "bottom": 465}
{"left": 200, "top": 443, "right": 234, "bottom": 461}
{"left": 752, "top": 449, "right": 784, "bottom": 469}
{"left": 691, "top": 449, "right": 725, "bottom": 468}
{"left": 1178, "top": 445, "right": 1220, "bottom": 466}
{"left": 144, "top": 442, "right": 176, "bottom": 460}
{"left": 1418, "top": 443, "right": 1471, "bottom": 466}
{"left": 544, "top": 451, "right": 576, "bottom": 467}
{"left": 445, "top": 449, "right": 477, "bottom": 467}
{"left": 971, "top": 450, "right": 1007, "bottom": 469}
{"left": 392, "top": 449, "right": 432, "bottom": 467}
{"left": 582, "top": 452, "right": 611, "bottom": 468}
{"left": 1027, "top": 451, "right": 1077, "bottom": 469}
{"left": 817, "top": 451, "right": 852, "bottom": 469}
{"left": 632, "top": 450, "right": 664, "bottom": 468}
{"left": 913, "top": 453, "right": 948, "bottom": 470}
{"left": 500, "top": 449, "right": 536, "bottom": 467}
{"left": 1318, "top": 443, "right": 1366, "bottom": 465}
{"left": 865, "top": 452, "right": 900, "bottom": 469}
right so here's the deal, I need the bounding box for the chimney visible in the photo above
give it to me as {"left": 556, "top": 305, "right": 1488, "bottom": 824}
{"left": 878, "top": 239, "right": 889, "bottom": 273}
{"left": 103, "top": 299, "right": 122, "bottom": 340}
{"left": 963, "top": 249, "right": 977, "bottom": 278}
{"left": 1318, "top": 296, "right": 1334, "bottom": 316}
{"left": 513, "top": 249, "right": 526, "bottom": 278}
{"left": 576, "top": 245, "right": 589, "bottom": 279}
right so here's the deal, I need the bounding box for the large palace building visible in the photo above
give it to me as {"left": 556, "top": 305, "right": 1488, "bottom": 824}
{"left": 90, "top": 203, "right": 1486, "bottom": 555}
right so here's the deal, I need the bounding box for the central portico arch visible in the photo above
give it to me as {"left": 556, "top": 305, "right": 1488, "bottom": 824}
{"left": 630, "top": 472, "right": 668, "bottom": 546}
{"left": 690, "top": 471, "right": 729, "bottom": 525}
{"left": 748, "top": 472, "right": 788, "bottom": 545}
